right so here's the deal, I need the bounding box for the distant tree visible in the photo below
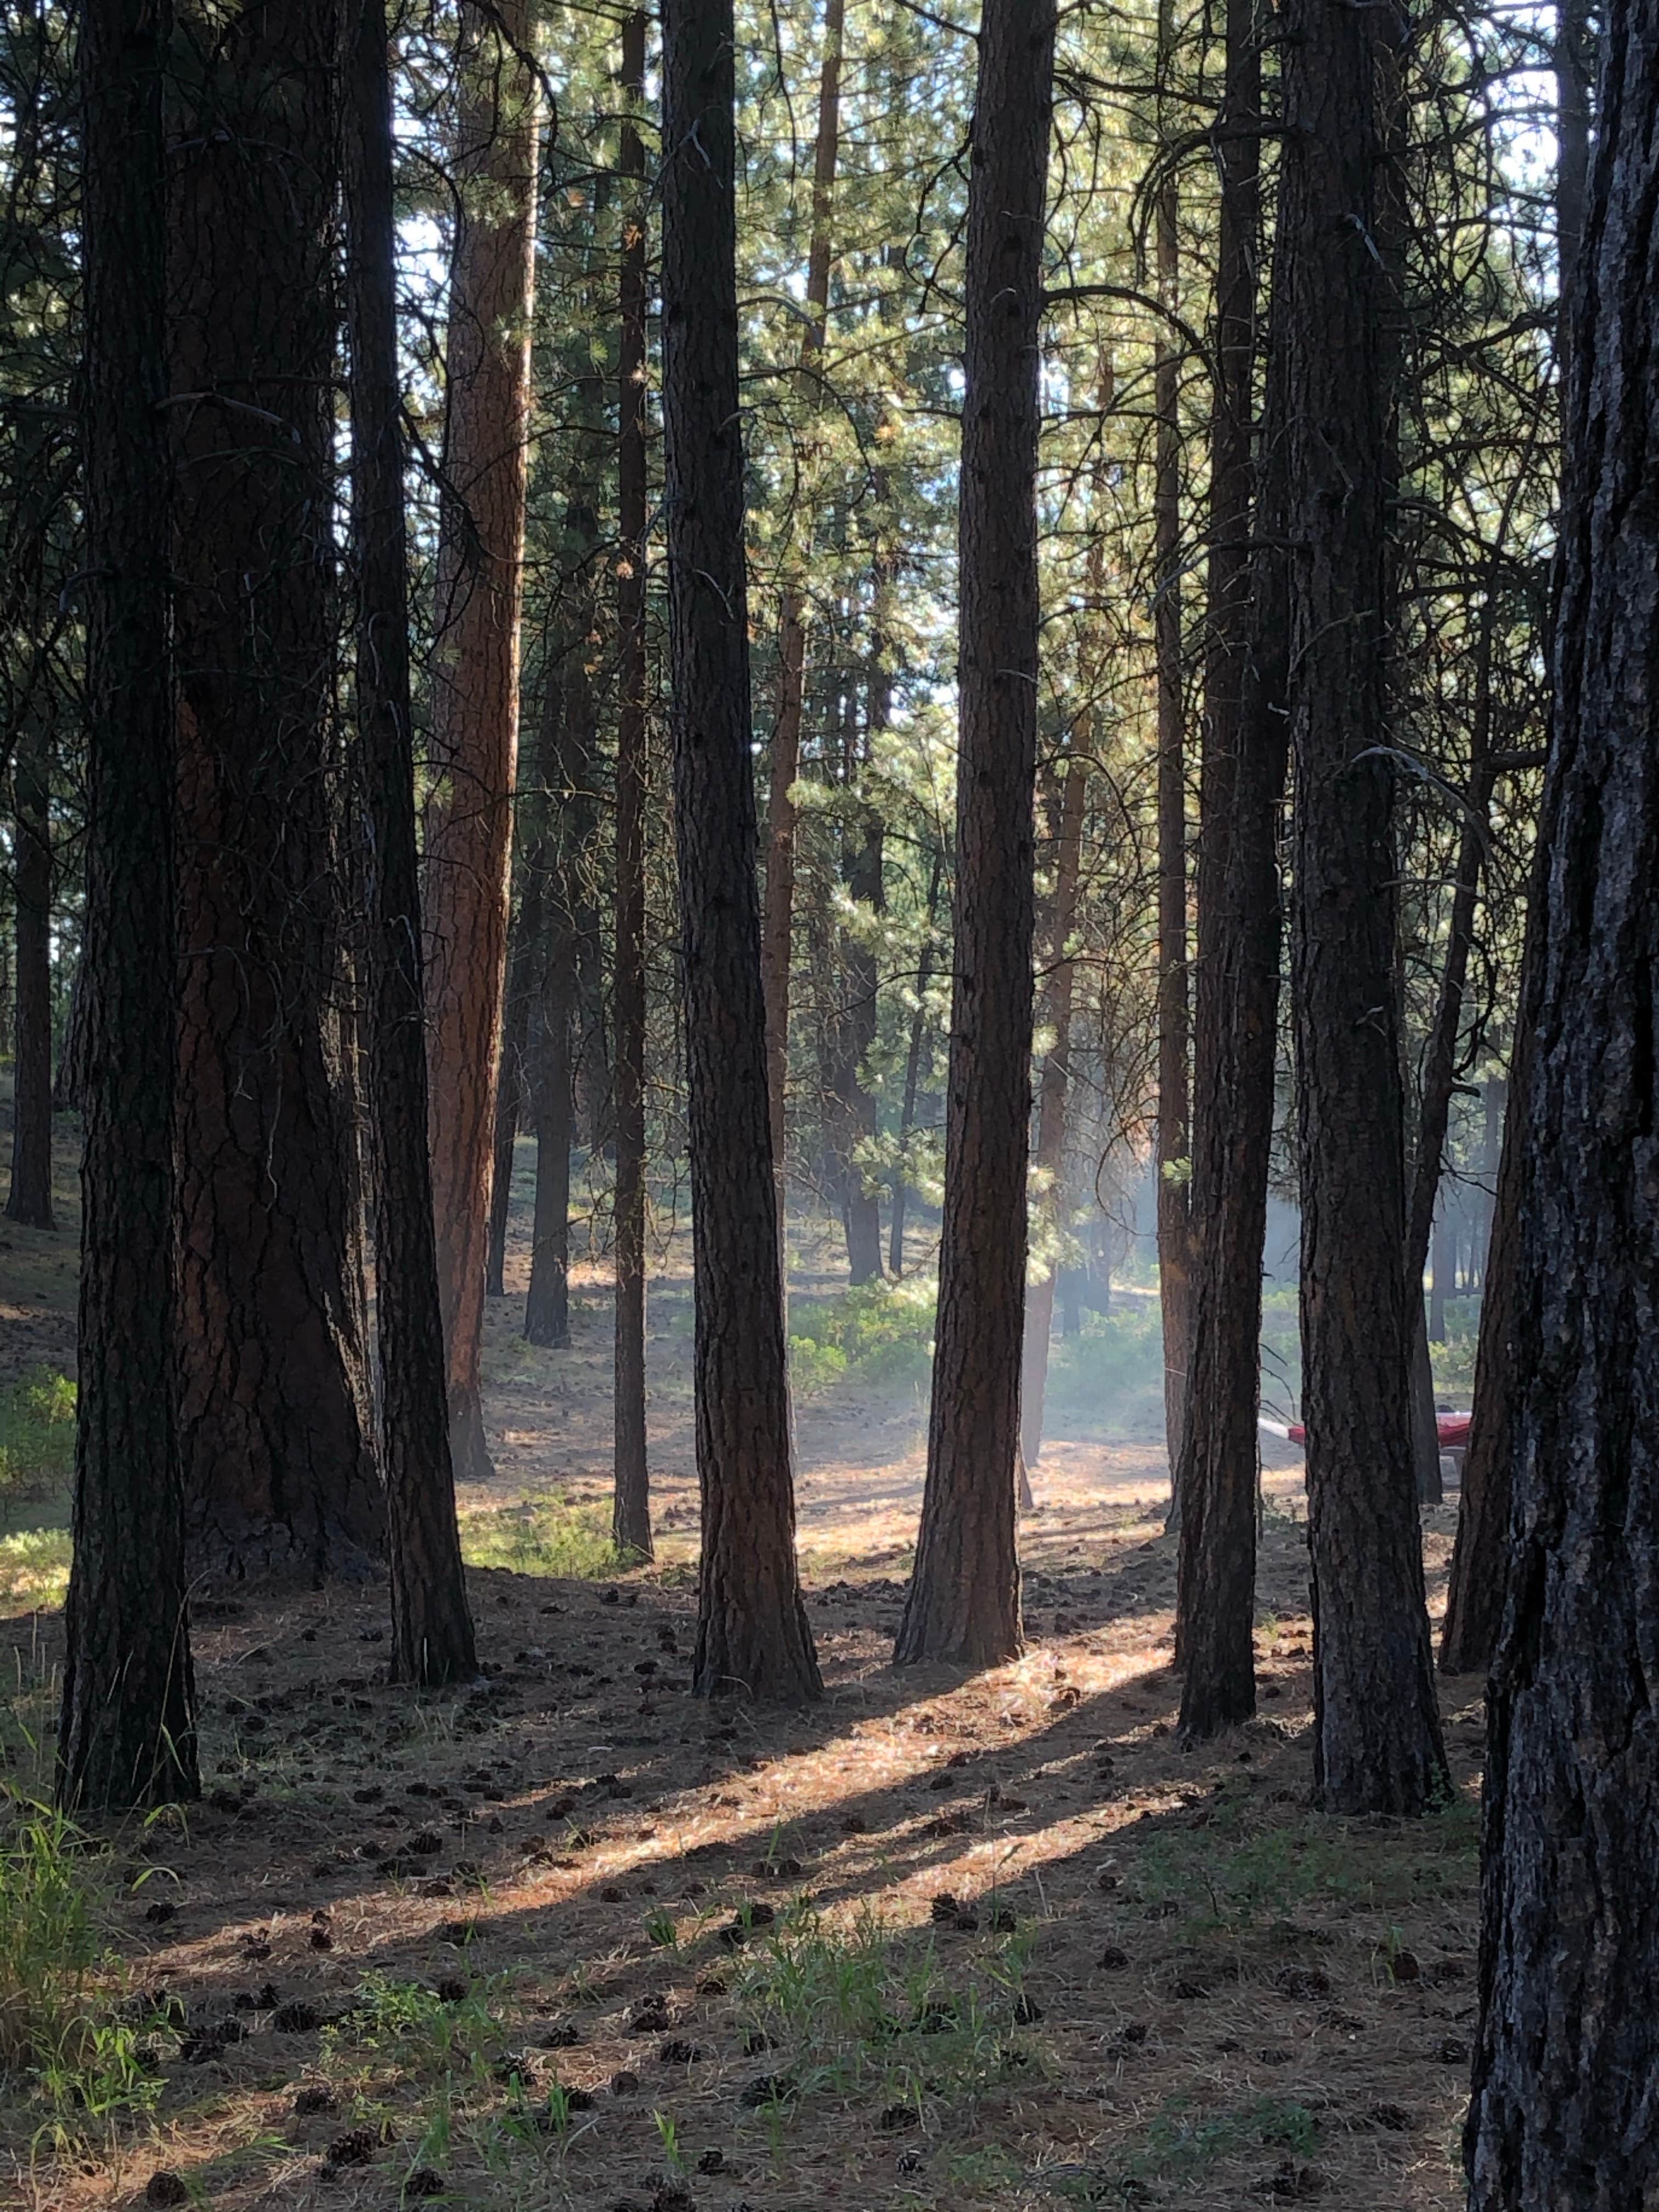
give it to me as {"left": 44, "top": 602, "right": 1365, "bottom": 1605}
{"left": 611, "top": 2, "right": 652, "bottom": 1560}
{"left": 4, "top": 723, "right": 53, "bottom": 1229}
{"left": 1466, "top": 13, "right": 1659, "bottom": 2198}
{"left": 661, "top": 0, "right": 821, "bottom": 1703}
{"left": 59, "top": 0, "right": 198, "bottom": 1811}
{"left": 893, "top": 0, "right": 1057, "bottom": 1668}
{"left": 423, "top": 0, "right": 540, "bottom": 1483}
{"left": 345, "top": 0, "right": 478, "bottom": 1688}
{"left": 761, "top": 0, "right": 845, "bottom": 1272}
{"left": 1280, "top": 0, "right": 1448, "bottom": 1812}
{"left": 169, "top": 0, "right": 381, "bottom": 1578}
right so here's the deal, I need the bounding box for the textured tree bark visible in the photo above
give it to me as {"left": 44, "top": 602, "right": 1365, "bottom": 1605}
{"left": 1152, "top": 0, "right": 1193, "bottom": 1499}
{"left": 1020, "top": 753, "right": 1087, "bottom": 1468}
{"left": 1440, "top": 12, "right": 1593, "bottom": 1677}
{"left": 761, "top": 0, "right": 845, "bottom": 1265}
{"left": 168, "top": 0, "right": 381, "bottom": 1581}
{"left": 1174, "top": 0, "right": 1274, "bottom": 1741}
{"left": 59, "top": 0, "right": 199, "bottom": 1811}
{"left": 423, "top": 0, "right": 539, "bottom": 1485}
{"left": 344, "top": 0, "right": 478, "bottom": 1689}
{"left": 612, "top": 5, "right": 652, "bottom": 1559}
{"left": 1466, "top": 23, "right": 1659, "bottom": 2198}
{"left": 662, "top": 0, "right": 821, "bottom": 1704}
{"left": 5, "top": 724, "right": 54, "bottom": 1229}
{"left": 1280, "top": 0, "right": 1448, "bottom": 1814}
{"left": 893, "top": 0, "right": 1055, "bottom": 1670}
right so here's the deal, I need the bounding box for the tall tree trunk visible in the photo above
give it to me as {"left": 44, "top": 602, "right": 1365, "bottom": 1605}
{"left": 59, "top": 0, "right": 199, "bottom": 1810}
{"left": 662, "top": 0, "right": 821, "bottom": 1704}
{"left": 169, "top": 0, "right": 381, "bottom": 1579}
{"left": 612, "top": 5, "right": 652, "bottom": 1558}
{"left": 839, "top": 803, "right": 885, "bottom": 1284}
{"left": 5, "top": 724, "right": 54, "bottom": 1229}
{"left": 344, "top": 0, "right": 477, "bottom": 1688}
{"left": 1020, "top": 753, "right": 1087, "bottom": 1467}
{"left": 423, "top": 0, "right": 539, "bottom": 1484}
{"left": 893, "top": 0, "right": 1056, "bottom": 1670}
{"left": 761, "top": 0, "right": 845, "bottom": 1265}
{"left": 1152, "top": 0, "right": 1193, "bottom": 1498}
{"left": 888, "top": 851, "right": 942, "bottom": 1279}
{"left": 1466, "top": 22, "right": 1659, "bottom": 2196}
{"left": 1282, "top": 0, "right": 1448, "bottom": 1814}
{"left": 1174, "top": 0, "right": 1274, "bottom": 1740}
{"left": 1441, "top": 8, "right": 1593, "bottom": 1675}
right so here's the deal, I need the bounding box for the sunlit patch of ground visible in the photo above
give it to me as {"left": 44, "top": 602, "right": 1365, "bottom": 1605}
{"left": 0, "top": 1131, "right": 1480, "bottom": 2209}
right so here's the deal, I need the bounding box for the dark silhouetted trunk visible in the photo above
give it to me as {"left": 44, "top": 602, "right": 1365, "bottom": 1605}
{"left": 1153, "top": 0, "right": 1193, "bottom": 1497}
{"left": 1441, "top": 9, "right": 1592, "bottom": 1677}
{"left": 423, "top": 0, "right": 539, "bottom": 1483}
{"left": 662, "top": 0, "right": 821, "bottom": 1703}
{"left": 345, "top": 0, "right": 477, "bottom": 1687}
{"left": 59, "top": 0, "right": 199, "bottom": 1810}
{"left": 1466, "top": 25, "right": 1659, "bottom": 2197}
{"left": 1020, "top": 753, "right": 1087, "bottom": 1467}
{"left": 761, "top": 0, "right": 845, "bottom": 1263}
{"left": 612, "top": 5, "right": 652, "bottom": 1558}
{"left": 1174, "top": 0, "right": 1273, "bottom": 1741}
{"left": 169, "top": 0, "right": 381, "bottom": 1580}
{"left": 6, "top": 725, "right": 54, "bottom": 1229}
{"left": 1282, "top": 0, "right": 1448, "bottom": 1813}
{"left": 893, "top": 0, "right": 1055, "bottom": 1669}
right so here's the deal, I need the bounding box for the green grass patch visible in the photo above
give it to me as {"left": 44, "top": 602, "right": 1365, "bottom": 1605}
{"left": 788, "top": 1278, "right": 937, "bottom": 1399}
{"left": 0, "top": 1792, "right": 165, "bottom": 2135}
{"left": 458, "top": 1496, "right": 625, "bottom": 1579}
{"left": 0, "top": 1527, "right": 72, "bottom": 1616}
{"left": 0, "top": 1368, "right": 75, "bottom": 1498}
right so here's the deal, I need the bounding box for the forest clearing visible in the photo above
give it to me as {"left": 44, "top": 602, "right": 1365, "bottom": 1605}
{"left": 1, "top": 0, "right": 1655, "bottom": 2207}
{"left": 0, "top": 1130, "right": 1480, "bottom": 2212}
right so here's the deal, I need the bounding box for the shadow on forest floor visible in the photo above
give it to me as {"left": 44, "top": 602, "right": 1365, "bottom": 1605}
{"left": 0, "top": 1116, "right": 1479, "bottom": 2211}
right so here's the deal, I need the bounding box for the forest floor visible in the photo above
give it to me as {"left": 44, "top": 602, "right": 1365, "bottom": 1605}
{"left": 0, "top": 1118, "right": 1485, "bottom": 2212}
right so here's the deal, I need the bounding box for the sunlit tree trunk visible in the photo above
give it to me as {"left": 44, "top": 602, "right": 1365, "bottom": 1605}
{"left": 423, "top": 0, "right": 540, "bottom": 1484}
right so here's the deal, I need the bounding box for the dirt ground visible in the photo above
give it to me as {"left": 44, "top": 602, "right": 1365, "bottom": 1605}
{"left": 0, "top": 1127, "right": 1484, "bottom": 2212}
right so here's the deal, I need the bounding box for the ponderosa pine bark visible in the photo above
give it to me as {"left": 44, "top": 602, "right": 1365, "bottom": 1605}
{"left": 893, "top": 0, "right": 1056, "bottom": 1670}
{"left": 1465, "top": 19, "right": 1659, "bottom": 2196}
{"left": 59, "top": 0, "right": 199, "bottom": 1810}
{"left": 761, "top": 0, "right": 845, "bottom": 1263}
{"left": 612, "top": 4, "right": 652, "bottom": 1559}
{"left": 662, "top": 0, "right": 820, "bottom": 1703}
{"left": 345, "top": 0, "right": 477, "bottom": 1687}
{"left": 1440, "top": 0, "right": 1593, "bottom": 1678}
{"left": 5, "top": 724, "right": 54, "bottom": 1229}
{"left": 1281, "top": 0, "right": 1448, "bottom": 1813}
{"left": 169, "top": 0, "right": 381, "bottom": 1579}
{"left": 486, "top": 901, "right": 537, "bottom": 1298}
{"left": 888, "top": 850, "right": 941, "bottom": 1279}
{"left": 423, "top": 0, "right": 539, "bottom": 1483}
